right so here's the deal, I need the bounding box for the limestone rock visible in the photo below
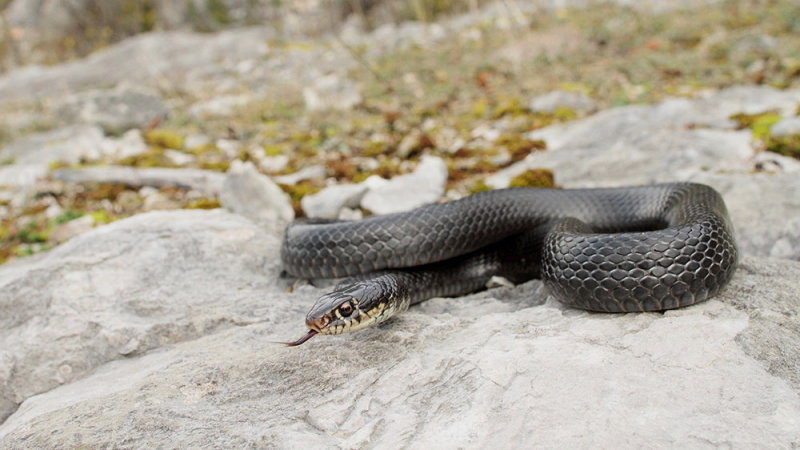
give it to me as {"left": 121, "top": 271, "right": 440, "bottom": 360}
{"left": 0, "top": 243, "right": 798, "bottom": 448}
{"left": 0, "top": 125, "right": 107, "bottom": 166}
{"left": 691, "top": 172, "right": 800, "bottom": 261}
{"left": 54, "top": 166, "right": 225, "bottom": 196}
{"left": 361, "top": 155, "right": 448, "bottom": 215}
{"left": 0, "top": 126, "right": 149, "bottom": 188}
{"left": 0, "top": 209, "right": 285, "bottom": 426}
{"left": 771, "top": 117, "right": 800, "bottom": 137}
{"left": 529, "top": 90, "right": 596, "bottom": 114}
{"left": 301, "top": 183, "right": 368, "bottom": 219}
{"left": 55, "top": 86, "right": 169, "bottom": 134}
{"left": 487, "top": 86, "right": 800, "bottom": 188}
{"left": 220, "top": 161, "right": 294, "bottom": 228}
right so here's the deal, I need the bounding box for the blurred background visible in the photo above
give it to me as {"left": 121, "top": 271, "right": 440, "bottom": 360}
{"left": 0, "top": 0, "right": 798, "bottom": 264}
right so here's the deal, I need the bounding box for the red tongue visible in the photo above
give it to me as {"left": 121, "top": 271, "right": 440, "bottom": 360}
{"left": 279, "top": 329, "right": 319, "bottom": 347}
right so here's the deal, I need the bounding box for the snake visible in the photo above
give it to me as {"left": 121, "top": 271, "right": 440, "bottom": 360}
{"left": 280, "top": 182, "right": 738, "bottom": 345}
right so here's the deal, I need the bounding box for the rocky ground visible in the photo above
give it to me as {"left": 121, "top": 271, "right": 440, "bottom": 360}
{"left": 0, "top": 0, "right": 799, "bottom": 447}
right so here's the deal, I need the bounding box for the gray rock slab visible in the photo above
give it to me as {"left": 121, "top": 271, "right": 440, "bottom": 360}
{"left": 0, "top": 164, "right": 48, "bottom": 188}
{"left": 361, "top": 155, "right": 448, "bottom": 215}
{"left": 0, "top": 125, "right": 107, "bottom": 166}
{"left": 55, "top": 85, "right": 169, "bottom": 134}
{"left": 0, "top": 244, "right": 798, "bottom": 446}
{"left": 0, "top": 127, "right": 149, "bottom": 189}
{"left": 691, "top": 172, "right": 800, "bottom": 261}
{"left": 220, "top": 161, "right": 294, "bottom": 229}
{"left": 0, "top": 28, "right": 271, "bottom": 102}
{"left": 54, "top": 166, "right": 225, "bottom": 196}
{"left": 487, "top": 86, "right": 800, "bottom": 189}
{"left": 0, "top": 209, "right": 288, "bottom": 425}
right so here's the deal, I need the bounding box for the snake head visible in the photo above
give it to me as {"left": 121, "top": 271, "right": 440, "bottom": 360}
{"left": 305, "top": 279, "right": 405, "bottom": 335}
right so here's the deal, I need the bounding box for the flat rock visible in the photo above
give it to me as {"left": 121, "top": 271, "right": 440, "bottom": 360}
{"left": 0, "top": 226, "right": 797, "bottom": 447}
{"left": 361, "top": 155, "right": 448, "bottom": 215}
{"left": 54, "top": 166, "right": 225, "bottom": 196}
{"left": 220, "top": 161, "right": 294, "bottom": 229}
{"left": 487, "top": 86, "right": 800, "bottom": 189}
{"left": 0, "top": 126, "right": 149, "bottom": 188}
{"left": 0, "top": 209, "right": 286, "bottom": 425}
{"left": 0, "top": 125, "right": 107, "bottom": 166}
{"left": 55, "top": 85, "right": 169, "bottom": 134}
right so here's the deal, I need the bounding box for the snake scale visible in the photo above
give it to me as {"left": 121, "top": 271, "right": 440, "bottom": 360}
{"left": 280, "top": 182, "right": 738, "bottom": 344}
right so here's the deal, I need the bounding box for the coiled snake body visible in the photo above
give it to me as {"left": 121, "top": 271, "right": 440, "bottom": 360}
{"left": 281, "top": 183, "right": 738, "bottom": 343}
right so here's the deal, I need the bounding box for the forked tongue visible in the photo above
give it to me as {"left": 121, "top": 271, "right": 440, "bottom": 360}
{"left": 278, "top": 329, "right": 318, "bottom": 346}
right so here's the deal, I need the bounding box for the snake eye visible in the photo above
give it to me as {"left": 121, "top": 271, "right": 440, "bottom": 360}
{"left": 338, "top": 301, "right": 354, "bottom": 317}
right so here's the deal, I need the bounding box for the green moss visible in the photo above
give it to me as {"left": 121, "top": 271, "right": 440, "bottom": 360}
{"left": 207, "top": 0, "right": 231, "bottom": 25}
{"left": 492, "top": 98, "right": 527, "bottom": 119}
{"left": 279, "top": 181, "right": 321, "bottom": 216}
{"left": 119, "top": 148, "right": 179, "bottom": 168}
{"left": 361, "top": 140, "right": 391, "bottom": 157}
{"left": 496, "top": 135, "right": 547, "bottom": 162}
{"left": 48, "top": 160, "right": 72, "bottom": 170}
{"left": 471, "top": 98, "right": 489, "bottom": 118}
{"left": 509, "top": 169, "right": 556, "bottom": 189}
{"left": 54, "top": 210, "right": 84, "bottom": 225}
{"left": 552, "top": 106, "right": 578, "bottom": 121}
{"left": 468, "top": 179, "right": 492, "bottom": 194}
{"left": 0, "top": 157, "right": 14, "bottom": 166}
{"left": 144, "top": 129, "right": 185, "bottom": 150}
{"left": 185, "top": 198, "right": 222, "bottom": 209}
{"left": 197, "top": 159, "right": 230, "bottom": 172}
{"left": 263, "top": 144, "right": 284, "bottom": 157}
{"left": 766, "top": 133, "right": 800, "bottom": 159}
{"left": 16, "top": 222, "right": 48, "bottom": 244}
{"left": 729, "top": 111, "right": 782, "bottom": 140}
{"left": 89, "top": 210, "right": 112, "bottom": 224}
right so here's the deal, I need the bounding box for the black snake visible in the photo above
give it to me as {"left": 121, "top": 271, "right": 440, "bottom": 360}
{"left": 280, "top": 182, "right": 738, "bottom": 345}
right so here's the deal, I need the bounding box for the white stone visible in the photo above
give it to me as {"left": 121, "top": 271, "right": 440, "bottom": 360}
{"left": 361, "top": 155, "right": 448, "bottom": 215}
{"left": 301, "top": 183, "right": 368, "bottom": 219}
{"left": 164, "top": 150, "right": 195, "bottom": 166}
{"left": 257, "top": 154, "right": 290, "bottom": 173}
{"left": 272, "top": 165, "right": 326, "bottom": 185}
{"left": 184, "top": 134, "right": 211, "bottom": 150}
{"left": 220, "top": 161, "right": 294, "bottom": 229}
{"left": 215, "top": 139, "right": 241, "bottom": 158}
{"left": 771, "top": 117, "right": 800, "bottom": 137}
